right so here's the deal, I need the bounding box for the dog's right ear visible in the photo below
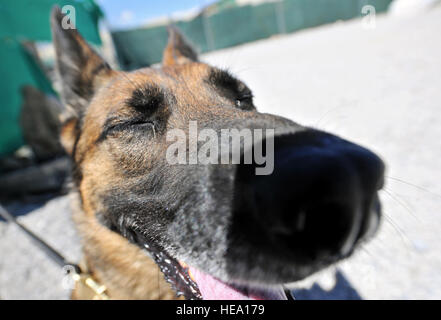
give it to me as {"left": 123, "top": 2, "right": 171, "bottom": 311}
{"left": 50, "top": 6, "right": 115, "bottom": 155}
{"left": 163, "top": 25, "right": 198, "bottom": 66}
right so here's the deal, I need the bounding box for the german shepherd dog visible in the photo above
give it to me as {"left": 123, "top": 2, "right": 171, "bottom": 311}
{"left": 50, "top": 7, "right": 385, "bottom": 299}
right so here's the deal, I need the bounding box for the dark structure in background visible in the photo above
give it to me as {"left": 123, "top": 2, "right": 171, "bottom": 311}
{"left": 0, "top": 0, "right": 102, "bottom": 157}
{"left": 0, "top": 0, "right": 102, "bottom": 198}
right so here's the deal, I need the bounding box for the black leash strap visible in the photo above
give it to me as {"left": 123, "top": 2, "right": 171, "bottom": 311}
{"left": 1, "top": 203, "right": 108, "bottom": 299}
{"left": 0, "top": 203, "right": 81, "bottom": 274}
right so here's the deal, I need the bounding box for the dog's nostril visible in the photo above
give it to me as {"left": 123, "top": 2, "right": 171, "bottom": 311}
{"left": 356, "top": 192, "right": 382, "bottom": 242}
{"left": 294, "top": 210, "right": 306, "bottom": 232}
{"left": 274, "top": 202, "right": 357, "bottom": 260}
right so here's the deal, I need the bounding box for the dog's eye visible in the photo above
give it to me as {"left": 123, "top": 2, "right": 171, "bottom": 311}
{"left": 128, "top": 119, "right": 157, "bottom": 135}
{"left": 130, "top": 119, "right": 154, "bottom": 127}
{"left": 235, "top": 94, "right": 254, "bottom": 110}
{"left": 98, "top": 117, "right": 157, "bottom": 142}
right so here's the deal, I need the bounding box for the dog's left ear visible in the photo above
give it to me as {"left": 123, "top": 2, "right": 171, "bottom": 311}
{"left": 50, "top": 6, "right": 115, "bottom": 118}
{"left": 50, "top": 6, "right": 116, "bottom": 155}
{"left": 163, "top": 26, "right": 198, "bottom": 66}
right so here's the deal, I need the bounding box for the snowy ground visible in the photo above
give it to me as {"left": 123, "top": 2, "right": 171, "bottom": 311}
{"left": 1, "top": 5, "right": 441, "bottom": 299}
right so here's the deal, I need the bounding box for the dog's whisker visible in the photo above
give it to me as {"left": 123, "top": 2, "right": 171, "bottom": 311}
{"left": 314, "top": 104, "right": 348, "bottom": 128}
{"left": 229, "top": 65, "right": 262, "bottom": 75}
{"left": 381, "top": 188, "right": 419, "bottom": 221}
{"left": 359, "top": 245, "right": 374, "bottom": 258}
{"left": 383, "top": 186, "right": 415, "bottom": 212}
{"left": 386, "top": 175, "right": 441, "bottom": 199}
{"left": 382, "top": 212, "right": 412, "bottom": 248}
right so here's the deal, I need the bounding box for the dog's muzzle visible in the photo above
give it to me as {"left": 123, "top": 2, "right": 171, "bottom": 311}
{"left": 233, "top": 130, "right": 385, "bottom": 265}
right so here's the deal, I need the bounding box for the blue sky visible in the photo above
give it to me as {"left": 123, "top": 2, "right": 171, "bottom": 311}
{"left": 96, "top": 0, "right": 217, "bottom": 29}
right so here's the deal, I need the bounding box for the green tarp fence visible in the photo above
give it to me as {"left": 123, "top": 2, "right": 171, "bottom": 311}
{"left": 112, "top": 0, "right": 393, "bottom": 70}
{"left": 0, "top": 0, "right": 102, "bottom": 157}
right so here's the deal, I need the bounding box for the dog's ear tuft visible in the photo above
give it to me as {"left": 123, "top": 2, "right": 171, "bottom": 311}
{"left": 163, "top": 25, "right": 198, "bottom": 66}
{"left": 50, "top": 6, "right": 114, "bottom": 118}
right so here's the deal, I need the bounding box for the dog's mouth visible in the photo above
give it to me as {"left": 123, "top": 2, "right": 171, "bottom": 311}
{"left": 142, "top": 242, "right": 202, "bottom": 299}
{"left": 186, "top": 266, "right": 288, "bottom": 300}
{"left": 141, "top": 241, "right": 288, "bottom": 300}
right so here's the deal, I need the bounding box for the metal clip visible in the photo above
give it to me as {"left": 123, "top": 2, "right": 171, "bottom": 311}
{"left": 71, "top": 272, "right": 110, "bottom": 300}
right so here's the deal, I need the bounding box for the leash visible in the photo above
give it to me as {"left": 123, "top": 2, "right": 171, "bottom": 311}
{"left": 1, "top": 204, "right": 295, "bottom": 300}
{"left": 0, "top": 203, "right": 109, "bottom": 299}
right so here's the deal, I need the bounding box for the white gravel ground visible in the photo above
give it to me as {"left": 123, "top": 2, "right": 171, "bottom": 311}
{"left": 1, "top": 6, "right": 440, "bottom": 299}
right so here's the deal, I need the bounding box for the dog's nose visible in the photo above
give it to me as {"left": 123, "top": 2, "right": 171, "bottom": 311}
{"left": 234, "top": 130, "right": 385, "bottom": 261}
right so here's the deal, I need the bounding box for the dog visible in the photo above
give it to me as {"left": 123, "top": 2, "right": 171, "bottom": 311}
{"left": 50, "top": 6, "right": 385, "bottom": 300}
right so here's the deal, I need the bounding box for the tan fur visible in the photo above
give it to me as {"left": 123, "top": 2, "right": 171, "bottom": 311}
{"left": 69, "top": 193, "right": 181, "bottom": 300}
{"left": 60, "top": 118, "right": 78, "bottom": 156}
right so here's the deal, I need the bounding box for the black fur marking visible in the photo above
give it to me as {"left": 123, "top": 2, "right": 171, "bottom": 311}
{"left": 126, "top": 86, "right": 165, "bottom": 113}
{"left": 207, "top": 70, "right": 254, "bottom": 110}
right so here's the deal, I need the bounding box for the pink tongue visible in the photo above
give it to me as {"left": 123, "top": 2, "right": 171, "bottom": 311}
{"left": 189, "top": 267, "right": 287, "bottom": 300}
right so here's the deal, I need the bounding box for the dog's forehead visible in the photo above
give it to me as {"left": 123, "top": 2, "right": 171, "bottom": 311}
{"left": 93, "top": 62, "right": 213, "bottom": 110}
{"left": 81, "top": 62, "right": 218, "bottom": 138}
{"left": 86, "top": 62, "right": 233, "bottom": 122}
{"left": 127, "top": 62, "right": 214, "bottom": 92}
{"left": 81, "top": 60, "right": 255, "bottom": 148}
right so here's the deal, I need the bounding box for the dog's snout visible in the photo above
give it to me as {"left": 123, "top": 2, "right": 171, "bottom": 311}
{"left": 234, "top": 130, "right": 385, "bottom": 262}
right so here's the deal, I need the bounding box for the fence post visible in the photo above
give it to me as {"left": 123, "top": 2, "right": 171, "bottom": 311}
{"left": 275, "top": 0, "right": 287, "bottom": 34}
{"left": 202, "top": 11, "right": 215, "bottom": 52}
{"left": 358, "top": 0, "right": 368, "bottom": 15}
